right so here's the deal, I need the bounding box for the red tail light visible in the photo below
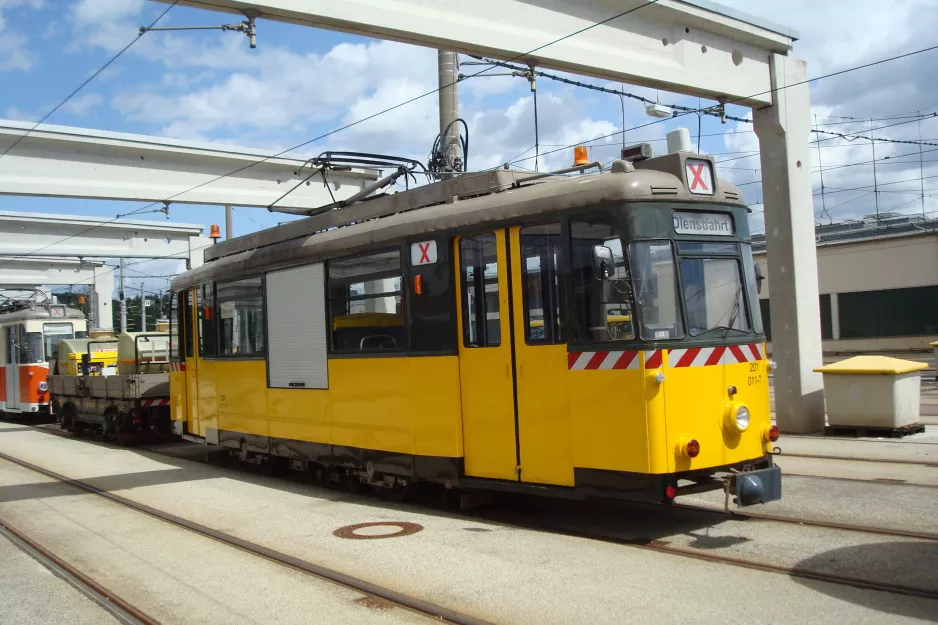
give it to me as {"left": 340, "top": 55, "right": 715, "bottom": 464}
{"left": 768, "top": 425, "right": 779, "bottom": 442}
{"left": 686, "top": 439, "right": 700, "bottom": 458}
{"left": 133, "top": 417, "right": 142, "bottom": 426}
{"left": 665, "top": 486, "right": 677, "bottom": 499}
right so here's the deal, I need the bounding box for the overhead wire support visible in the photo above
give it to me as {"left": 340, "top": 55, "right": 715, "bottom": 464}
{"left": 506, "top": 41, "right": 938, "bottom": 169}
{"left": 870, "top": 119, "right": 880, "bottom": 220}
{"left": 139, "top": 10, "right": 259, "bottom": 48}
{"left": 12, "top": 0, "right": 666, "bottom": 264}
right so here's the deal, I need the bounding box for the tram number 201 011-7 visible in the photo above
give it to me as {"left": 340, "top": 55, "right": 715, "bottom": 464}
{"left": 748, "top": 362, "right": 763, "bottom": 386}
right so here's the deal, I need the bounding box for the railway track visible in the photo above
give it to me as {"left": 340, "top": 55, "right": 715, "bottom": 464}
{"left": 0, "top": 517, "right": 160, "bottom": 625}
{"left": 776, "top": 451, "right": 938, "bottom": 467}
{"left": 0, "top": 450, "right": 494, "bottom": 625}
{"left": 5, "top": 426, "right": 938, "bottom": 604}
{"left": 497, "top": 514, "right": 938, "bottom": 602}
{"left": 673, "top": 503, "right": 938, "bottom": 542}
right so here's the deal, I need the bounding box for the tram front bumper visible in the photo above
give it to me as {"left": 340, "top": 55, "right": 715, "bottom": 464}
{"left": 729, "top": 465, "right": 782, "bottom": 507}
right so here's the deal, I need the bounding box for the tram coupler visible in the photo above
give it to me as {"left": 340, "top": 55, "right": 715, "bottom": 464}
{"left": 722, "top": 465, "right": 782, "bottom": 510}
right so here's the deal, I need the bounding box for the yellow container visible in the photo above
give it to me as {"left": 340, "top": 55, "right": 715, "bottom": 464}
{"left": 56, "top": 337, "right": 118, "bottom": 376}
{"left": 118, "top": 332, "right": 171, "bottom": 374}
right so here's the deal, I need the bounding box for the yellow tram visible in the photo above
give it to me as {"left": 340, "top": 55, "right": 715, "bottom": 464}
{"left": 168, "top": 148, "right": 780, "bottom": 506}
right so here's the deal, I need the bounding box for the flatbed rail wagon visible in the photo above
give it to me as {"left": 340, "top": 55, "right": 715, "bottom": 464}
{"left": 49, "top": 332, "right": 172, "bottom": 442}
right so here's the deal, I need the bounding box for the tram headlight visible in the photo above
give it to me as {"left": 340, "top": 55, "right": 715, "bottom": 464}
{"left": 38, "top": 381, "right": 48, "bottom": 392}
{"left": 733, "top": 405, "right": 751, "bottom": 432}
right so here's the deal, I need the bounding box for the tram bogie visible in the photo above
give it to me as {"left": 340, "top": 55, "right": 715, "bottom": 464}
{"left": 168, "top": 147, "right": 782, "bottom": 507}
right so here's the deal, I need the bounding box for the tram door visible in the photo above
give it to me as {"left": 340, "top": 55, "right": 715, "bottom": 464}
{"left": 456, "top": 232, "right": 518, "bottom": 480}
{"left": 508, "top": 225, "right": 573, "bottom": 486}
{"left": 456, "top": 228, "right": 574, "bottom": 486}
{"left": 5, "top": 326, "right": 21, "bottom": 411}
{"left": 183, "top": 288, "right": 201, "bottom": 436}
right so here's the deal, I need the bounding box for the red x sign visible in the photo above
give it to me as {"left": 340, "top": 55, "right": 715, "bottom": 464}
{"left": 685, "top": 159, "right": 713, "bottom": 195}
{"left": 411, "top": 240, "right": 437, "bottom": 265}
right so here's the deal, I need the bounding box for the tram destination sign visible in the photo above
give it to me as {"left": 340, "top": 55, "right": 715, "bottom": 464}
{"left": 672, "top": 211, "right": 734, "bottom": 236}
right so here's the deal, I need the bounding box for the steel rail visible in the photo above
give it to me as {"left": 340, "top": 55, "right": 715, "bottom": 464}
{"left": 0, "top": 517, "right": 160, "bottom": 625}
{"left": 10, "top": 424, "right": 938, "bottom": 600}
{"left": 506, "top": 520, "right": 938, "bottom": 602}
{"left": 673, "top": 504, "right": 938, "bottom": 541}
{"left": 777, "top": 452, "right": 938, "bottom": 467}
{"left": 0, "top": 450, "right": 494, "bottom": 625}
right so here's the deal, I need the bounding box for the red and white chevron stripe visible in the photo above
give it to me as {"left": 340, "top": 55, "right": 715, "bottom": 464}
{"left": 169, "top": 362, "right": 186, "bottom": 372}
{"left": 668, "top": 344, "right": 763, "bottom": 368}
{"left": 140, "top": 398, "right": 169, "bottom": 408}
{"left": 567, "top": 350, "right": 664, "bottom": 370}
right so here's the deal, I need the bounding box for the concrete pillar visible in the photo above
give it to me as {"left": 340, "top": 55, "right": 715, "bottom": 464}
{"left": 93, "top": 266, "right": 114, "bottom": 331}
{"left": 830, "top": 292, "right": 840, "bottom": 340}
{"left": 437, "top": 50, "right": 461, "bottom": 173}
{"left": 753, "top": 54, "right": 825, "bottom": 434}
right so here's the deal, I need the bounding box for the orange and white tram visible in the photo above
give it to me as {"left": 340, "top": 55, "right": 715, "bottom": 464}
{"left": 0, "top": 302, "right": 86, "bottom": 416}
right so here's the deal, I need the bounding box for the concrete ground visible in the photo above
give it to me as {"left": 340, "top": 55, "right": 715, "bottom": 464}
{"left": 0, "top": 530, "right": 119, "bottom": 625}
{"left": 0, "top": 452, "right": 445, "bottom": 625}
{"left": 0, "top": 423, "right": 935, "bottom": 625}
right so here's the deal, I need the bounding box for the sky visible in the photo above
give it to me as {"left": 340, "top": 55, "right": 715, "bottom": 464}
{"left": 1, "top": 0, "right": 938, "bottom": 297}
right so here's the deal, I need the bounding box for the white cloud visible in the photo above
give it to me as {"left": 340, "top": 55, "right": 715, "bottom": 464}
{"left": 5, "top": 106, "right": 36, "bottom": 121}
{"left": 0, "top": 0, "right": 45, "bottom": 71}
{"left": 61, "top": 92, "right": 102, "bottom": 116}
{"left": 69, "top": 0, "right": 144, "bottom": 53}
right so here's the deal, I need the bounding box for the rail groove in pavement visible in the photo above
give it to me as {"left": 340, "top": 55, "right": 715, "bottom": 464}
{"left": 0, "top": 450, "right": 494, "bottom": 625}
{"left": 0, "top": 517, "right": 160, "bottom": 625}
{"left": 6, "top": 425, "right": 938, "bottom": 603}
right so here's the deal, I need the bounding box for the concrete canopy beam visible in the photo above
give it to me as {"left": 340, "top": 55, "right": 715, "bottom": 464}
{"left": 153, "top": 0, "right": 796, "bottom": 106}
{"left": 753, "top": 54, "right": 825, "bottom": 434}
{"left": 0, "top": 257, "right": 114, "bottom": 330}
{"left": 0, "top": 256, "right": 103, "bottom": 286}
{"left": 0, "top": 210, "right": 206, "bottom": 259}
{"left": 0, "top": 120, "right": 378, "bottom": 210}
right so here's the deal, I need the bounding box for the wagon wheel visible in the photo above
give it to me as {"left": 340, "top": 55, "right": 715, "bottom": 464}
{"left": 59, "top": 403, "right": 77, "bottom": 431}
{"left": 104, "top": 407, "right": 121, "bottom": 443}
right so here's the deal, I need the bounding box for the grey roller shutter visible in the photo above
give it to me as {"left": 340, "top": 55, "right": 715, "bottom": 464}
{"left": 265, "top": 263, "right": 328, "bottom": 389}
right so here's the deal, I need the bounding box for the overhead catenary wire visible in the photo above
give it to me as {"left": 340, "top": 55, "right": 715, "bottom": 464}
{"left": 506, "top": 41, "right": 938, "bottom": 168}
{"left": 12, "top": 0, "right": 663, "bottom": 262}
{"left": 0, "top": 1, "right": 179, "bottom": 161}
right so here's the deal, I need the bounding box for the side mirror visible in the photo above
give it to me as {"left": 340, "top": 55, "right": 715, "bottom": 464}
{"left": 592, "top": 245, "right": 614, "bottom": 279}
{"left": 754, "top": 263, "right": 764, "bottom": 295}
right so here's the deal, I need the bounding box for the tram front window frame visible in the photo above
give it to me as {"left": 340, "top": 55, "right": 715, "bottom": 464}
{"left": 570, "top": 203, "right": 763, "bottom": 347}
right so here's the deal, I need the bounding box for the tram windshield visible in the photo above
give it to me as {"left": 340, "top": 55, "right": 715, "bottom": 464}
{"left": 627, "top": 241, "right": 684, "bottom": 340}
{"left": 679, "top": 256, "right": 750, "bottom": 336}
{"left": 42, "top": 322, "right": 75, "bottom": 361}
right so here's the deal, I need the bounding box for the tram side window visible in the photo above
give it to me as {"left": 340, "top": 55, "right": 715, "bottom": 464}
{"left": 520, "top": 223, "right": 563, "bottom": 344}
{"left": 170, "top": 292, "right": 182, "bottom": 362}
{"left": 216, "top": 277, "right": 265, "bottom": 357}
{"left": 197, "top": 282, "right": 218, "bottom": 357}
{"left": 570, "top": 219, "right": 634, "bottom": 342}
{"left": 328, "top": 249, "right": 405, "bottom": 352}
{"left": 459, "top": 234, "right": 500, "bottom": 347}
{"left": 182, "top": 290, "right": 194, "bottom": 358}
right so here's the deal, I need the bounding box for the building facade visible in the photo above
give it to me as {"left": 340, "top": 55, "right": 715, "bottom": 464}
{"left": 753, "top": 214, "right": 938, "bottom": 353}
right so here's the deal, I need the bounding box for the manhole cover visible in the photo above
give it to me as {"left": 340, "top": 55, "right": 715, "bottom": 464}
{"left": 333, "top": 521, "right": 424, "bottom": 540}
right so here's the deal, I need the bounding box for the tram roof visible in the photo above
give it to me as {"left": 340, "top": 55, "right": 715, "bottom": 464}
{"left": 173, "top": 153, "right": 746, "bottom": 289}
{"left": 0, "top": 305, "right": 85, "bottom": 323}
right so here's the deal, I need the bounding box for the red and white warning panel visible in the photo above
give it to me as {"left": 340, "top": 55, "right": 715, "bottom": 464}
{"left": 685, "top": 158, "right": 714, "bottom": 195}
{"left": 411, "top": 241, "right": 437, "bottom": 266}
